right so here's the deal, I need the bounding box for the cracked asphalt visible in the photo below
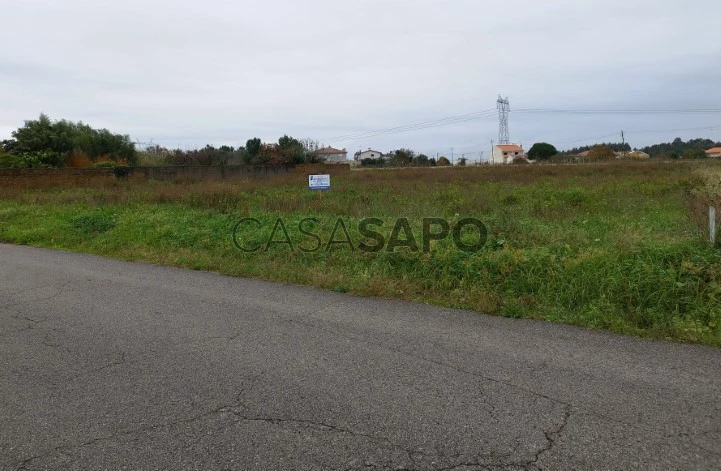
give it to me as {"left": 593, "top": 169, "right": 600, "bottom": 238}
{"left": 1, "top": 244, "right": 720, "bottom": 470}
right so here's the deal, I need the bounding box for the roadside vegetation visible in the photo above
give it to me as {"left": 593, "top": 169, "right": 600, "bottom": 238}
{"left": 1, "top": 161, "right": 720, "bottom": 346}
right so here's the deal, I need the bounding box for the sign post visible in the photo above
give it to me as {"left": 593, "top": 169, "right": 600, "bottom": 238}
{"left": 308, "top": 174, "right": 331, "bottom": 200}
{"left": 711, "top": 206, "right": 717, "bottom": 245}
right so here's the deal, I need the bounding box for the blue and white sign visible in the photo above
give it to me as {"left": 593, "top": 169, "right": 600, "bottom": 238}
{"left": 308, "top": 174, "right": 331, "bottom": 190}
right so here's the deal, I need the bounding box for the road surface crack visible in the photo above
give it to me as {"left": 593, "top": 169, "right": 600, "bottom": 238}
{"left": 41, "top": 332, "right": 71, "bottom": 355}
{"left": 225, "top": 410, "right": 422, "bottom": 462}
{"left": 523, "top": 405, "right": 572, "bottom": 469}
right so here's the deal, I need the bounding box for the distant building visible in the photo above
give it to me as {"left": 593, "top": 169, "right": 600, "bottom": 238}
{"left": 354, "top": 149, "right": 384, "bottom": 162}
{"left": 706, "top": 147, "right": 721, "bottom": 158}
{"left": 312, "top": 147, "right": 348, "bottom": 163}
{"left": 624, "top": 150, "right": 650, "bottom": 160}
{"left": 491, "top": 144, "right": 525, "bottom": 164}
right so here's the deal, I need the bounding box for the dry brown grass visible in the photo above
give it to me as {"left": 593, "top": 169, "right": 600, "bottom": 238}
{"left": 0, "top": 160, "right": 716, "bottom": 216}
{"left": 64, "top": 152, "right": 92, "bottom": 168}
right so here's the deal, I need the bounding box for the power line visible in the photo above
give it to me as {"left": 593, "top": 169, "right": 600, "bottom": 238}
{"left": 515, "top": 108, "right": 721, "bottom": 115}
{"left": 628, "top": 124, "right": 721, "bottom": 135}
{"left": 325, "top": 106, "right": 721, "bottom": 144}
{"left": 328, "top": 110, "right": 497, "bottom": 141}
{"left": 326, "top": 109, "right": 497, "bottom": 141}
{"left": 554, "top": 132, "right": 621, "bottom": 145}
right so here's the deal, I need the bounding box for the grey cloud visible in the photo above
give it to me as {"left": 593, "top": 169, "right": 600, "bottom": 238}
{"left": 1, "top": 0, "right": 720, "bottom": 155}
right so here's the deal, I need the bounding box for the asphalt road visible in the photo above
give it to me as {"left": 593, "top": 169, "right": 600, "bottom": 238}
{"left": 1, "top": 244, "right": 720, "bottom": 470}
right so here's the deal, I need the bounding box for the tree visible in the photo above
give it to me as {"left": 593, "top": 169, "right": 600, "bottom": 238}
{"left": 642, "top": 137, "right": 720, "bottom": 158}
{"left": 682, "top": 148, "right": 707, "bottom": 160}
{"left": 457, "top": 157, "right": 467, "bottom": 166}
{"left": 246, "top": 138, "right": 262, "bottom": 159}
{"left": 527, "top": 142, "right": 558, "bottom": 161}
{"left": 388, "top": 148, "right": 416, "bottom": 166}
{"left": 414, "top": 154, "right": 430, "bottom": 166}
{"left": 299, "top": 138, "right": 320, "bottom": 154}
{"left": 437, "top": 156, "right": 451, "bottom": 166}
{"left": 277, "top": 135, "right": 305, "bottom": 163}
{"left": 1, "top": 139, "right": 17, "bottom": 152}
{"left": 9, "top": 114, "right": 137, "bottom": 165}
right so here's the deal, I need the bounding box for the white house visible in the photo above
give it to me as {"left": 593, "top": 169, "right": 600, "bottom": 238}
{"left": 354, "top": 149, "right": 384, "bottom": 161}
{"left": 491, "top": 144, "right": 525, "bottom": 164}
{"left": 312, "top": 147, "right": 348, "bottom": 163}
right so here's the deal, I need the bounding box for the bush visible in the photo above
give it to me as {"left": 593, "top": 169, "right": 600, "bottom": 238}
{"left": 0, "top": 151, "right": 62, "bottom": 168}
{"left": 137, "top": 149, "right": 172, "bottom": 166}
{"left": 360, "top": 158, "right": 384, "bottom": 167}
{"left": 682, "top": 149, "right": 707, "bottom": 160}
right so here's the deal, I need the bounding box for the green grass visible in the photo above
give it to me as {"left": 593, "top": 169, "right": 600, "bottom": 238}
{"left": 1, "top": 162, "right": 720, "bottom": 346}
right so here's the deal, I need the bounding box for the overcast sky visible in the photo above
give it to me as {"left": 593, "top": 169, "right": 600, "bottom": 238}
{"left": 2, "top": 0, "right": 721, "bottom": 160}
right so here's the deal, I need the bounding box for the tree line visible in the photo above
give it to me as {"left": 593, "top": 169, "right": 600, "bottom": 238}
{"left": 639, "top": 138, "right": 720, "bottom": 159}
{"left": 140, "top": 136, "right": 326, "bottom": 167}
{"left": 555, "top": 138, "right": 720, "bottom": 159}
{"left": 2, "top": 114, "right": 719, "bottom": 168}
{"left": 0, "top": 115, "right": 329, "bottom": 168}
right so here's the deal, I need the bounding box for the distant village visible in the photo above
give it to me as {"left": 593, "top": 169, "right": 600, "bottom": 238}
{"left": 309, "top": 143, "right": 721, "bottom": 166}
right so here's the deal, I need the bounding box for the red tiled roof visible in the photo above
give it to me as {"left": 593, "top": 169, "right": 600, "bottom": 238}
{"left": 496, "top": 144, "right": 523, "bottom": 152}
{"left": 313, "top": 147, "right": 347, "bottom": 155}
{"left": 706, "top": 147, "right": 721, "bottom": 154}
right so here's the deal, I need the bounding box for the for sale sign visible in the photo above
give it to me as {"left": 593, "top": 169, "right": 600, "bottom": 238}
{"left": 308, "top": 174, "right": 331, "bottom": 191}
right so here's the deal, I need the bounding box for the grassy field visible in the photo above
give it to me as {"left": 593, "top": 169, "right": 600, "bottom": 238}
{"left": 1, "top": 162, "right": 720, "bottom": 346}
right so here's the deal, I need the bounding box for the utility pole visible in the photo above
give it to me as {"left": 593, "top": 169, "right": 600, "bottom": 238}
{"left": 451, "top": 147, "right": 454, "bottom": 165}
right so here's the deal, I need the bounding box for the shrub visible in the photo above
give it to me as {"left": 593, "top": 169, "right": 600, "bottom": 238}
{"left": 360, "top": 158, "right": 384, "bottom": 167}
{"left": 682, "top": 149, "right": 707, "bottom": 160}
{"left": 0, "top": 151, "right": 62, "bottom": 168}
